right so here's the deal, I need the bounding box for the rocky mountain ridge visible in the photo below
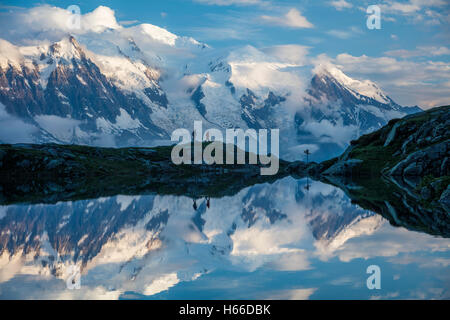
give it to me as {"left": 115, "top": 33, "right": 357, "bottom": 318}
{"left": 0, "top": 31, "right": 420, "bottom": 160}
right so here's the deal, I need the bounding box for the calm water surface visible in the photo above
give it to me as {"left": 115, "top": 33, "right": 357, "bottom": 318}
{"left": 0, "top": 177, "right": 448, "bottom": 299}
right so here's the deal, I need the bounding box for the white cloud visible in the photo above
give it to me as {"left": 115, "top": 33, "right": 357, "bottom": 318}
{"left": 224, "top": 46, "right": 308, "bottom": 99}
{"left": 143, "top": 273, "right": 179, "bottom": 296}
{"left": 327, "top": 30, "right": 352, "bottom": 39}
{"left": 260, "top": 8, "right": 314, "bottom": 29}
{"left": 384, "top": 1, "right": 421, "bottom": 14}
{"left": 380, "top": 0, "right": 447, "bottom": 14}
{"left": 261, "top": 44, "right": 310, "bottom": 65}
{"left": 28, "top": 5, "right": 120, "bottom": 33}
{"left": 81, "top": 6, "right": 121, "bottom": 31}
{"left": 0, "top": 39, "right": 23, "bottom": 68}
{"left": 321, "top": 221, "right": 450, "bottom": 263}
{"left": 35, "top": 115, "right": 82, "bottom": 142}
{"left": 377, "top": 0, "right": 449, "bottom": 25}
{"left": 265, "top": 250, "right": 311, "bottom": 271}
{"left": 229, "top": 58, "right": 303, "bottom": 91}
{"left": 385, "top": 46, "right": 450, "bottom": 58}
{"left": 267, "top": 288, "right": 317, "bottom": 300}
{"left": 302, "top": 119, "right": 358, "bottom": 146}
{"left": 327, "top": 26, "right": 363, "bottom": 39}
{"left": 119, "top": 20, "right": 139, "bottom": 26}
{"left": 0, "top": 102, "right": 37, "bottom": 143}
{"left": 329, "top": 0, "right": 353, "bottom": 11}
{"left": 0, "top": 5, "right": 121, "bottom": 44}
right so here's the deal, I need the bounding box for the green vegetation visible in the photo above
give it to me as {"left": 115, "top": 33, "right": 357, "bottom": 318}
{"left": 0, "top": 106, "right": 448, "bottom": 240}
{"left": 0, "top": 142, "right": 290, "bottom": 205}
{"left": 337, "top": 105, "right": 449, "bottom": 177}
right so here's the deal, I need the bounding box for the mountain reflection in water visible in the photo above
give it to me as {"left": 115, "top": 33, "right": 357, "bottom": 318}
{"left": 0, "top": 177, "right": 448, "bottom": 299}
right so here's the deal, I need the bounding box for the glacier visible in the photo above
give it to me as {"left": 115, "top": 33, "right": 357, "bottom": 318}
{"left": 0, "top": 9, "right": 421, "bottom": 161}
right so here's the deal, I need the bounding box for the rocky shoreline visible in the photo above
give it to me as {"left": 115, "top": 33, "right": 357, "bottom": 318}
{"left": 287, "top": 105, "right": 450, "bottom": 236}
{"left": 0, "top": 106, "right": 448, "bottom": 237}
{"left": 0, "top": 142, "right": 291, "bottom": 204}
{"left": 310, "top": 105, "right": 449, "bottom": 207}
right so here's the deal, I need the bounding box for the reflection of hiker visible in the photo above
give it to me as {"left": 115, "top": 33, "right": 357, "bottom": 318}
{"left": 304, "top": 149, "right": 311, "bottom": 164}
{"left": 193, "top": 199, "right": 198, "bottom": 211}
{"left": 205, "top": 131, "right": 210, "bottom": 142}
{"left": 206, "top": 197, "right": 210, "bottom": 209}
{"left": 192, "top": 130, "right": 196, "bottom": 141}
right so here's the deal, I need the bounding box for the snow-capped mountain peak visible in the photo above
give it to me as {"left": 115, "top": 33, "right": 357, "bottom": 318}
{"left": 314, "top": 63, "right": 390, "bottom": 104}
{"left": 0, "top": 39, "right": 24, "bottom": 68}
{"left": 130, "top": 24, "right": 179, "bottom": 46}
{"left": 0, "top": 17, "right": 421, "bottom": 159}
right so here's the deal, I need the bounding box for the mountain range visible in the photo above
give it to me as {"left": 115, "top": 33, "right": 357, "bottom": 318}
{"left": 0, "top": 18, "right": 421, "bottom": 160}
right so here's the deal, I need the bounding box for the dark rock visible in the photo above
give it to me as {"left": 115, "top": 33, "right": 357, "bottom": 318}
{"left": 440, "top": 186, "right": 450, "bottom": 204}
{"left": 404, "top": 162, "right": 423, "bottom": 176}
{"left": 191, "top": 85, "right": 206, "bottom": 117}
{"left": 46, "top": 159, "right": 64, "bottom": 169}
{"left": 17, "top": 160, "right": 31, "bottom": 168}
{"left": 322, "top": 159, "right": 363, "bottom": 176}
{"left": 420, "top": 186, "right": 432, "bottom": 200}
{"left": 441, "top": 157, "right": 449, "bottom": 176}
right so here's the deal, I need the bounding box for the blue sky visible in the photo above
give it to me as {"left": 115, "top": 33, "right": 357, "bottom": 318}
{"left": 2, "top": 0, "right": 447, "bottom": 54}
{"left": 0, "top": 0, "right": 449, "bottom": 107}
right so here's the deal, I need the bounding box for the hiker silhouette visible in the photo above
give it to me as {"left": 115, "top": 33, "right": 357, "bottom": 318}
{"left": 193, "top": 199, "right": 198, "bottom": 211}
